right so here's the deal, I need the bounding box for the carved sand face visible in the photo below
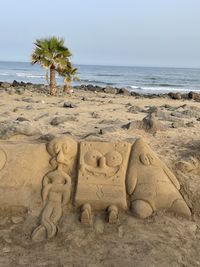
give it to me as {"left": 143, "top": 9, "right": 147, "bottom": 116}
{"left": 47, "top": 137, "right": 77, "bottom": 166}
{"left": 83, "top": 150, "right": 122, "bottom": 177}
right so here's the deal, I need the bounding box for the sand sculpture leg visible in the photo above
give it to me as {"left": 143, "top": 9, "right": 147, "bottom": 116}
{"left": 107, "top": 205, "right": 119, "bottom": 224}
{"left": 80, "top": 203, "right": 92, "bottom": 224}
{"left": 32, "top": 201, "right": 62, "bottom": 241}
{"left": 170, "top": 199, "right": 191, "bottom": 217}
{"left": 131, "top": 200, "right": 153, "bottom": 219}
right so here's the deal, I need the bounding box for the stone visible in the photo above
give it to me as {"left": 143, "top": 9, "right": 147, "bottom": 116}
{"left": 75, "top": 141, "right": 131, "bottom": 224}
{"left": 16, "top": 117, "right": 30, "bottom": 122}
{"left": 127, "top": 106, "right": 143, "bottom": 114}
{"left": 1, "top": 82, "right": 10, "bottom": 89}
{"left": 188, "top": 91, "right": 200, "bottom": 101}
{"left": 126, "top": 138, "right": 191, "bottom": 218}
{"left": 91, "top": 112, "right": 100, "bottom": 118}
{"left": 171, "top": 120, "right": 185, "bottom": 128}
{"left": 122, "top": 113, "right": 166, "bottom": 134}
{"left": 104, "top": 86, "right": 118, "bottom": 94}
{"left": 50, "top": 116, "right": 78, "bottom": 126}
{"left": 63, "top": 102, "right": 76, "bottom": 108}
{"left": 99, "top": 127, "right": 118, "bottom": 134}
{"left": 168, "top": 92, "right": 182, "bottom": 100}
{"left": 119, "top": 88, "right": 130, "bottom": 95}
{"left": 0, "top": 121, "right": 42, "bottom": 139}
{"left": 12, "top": 80, "right": 20, "bottom": 87}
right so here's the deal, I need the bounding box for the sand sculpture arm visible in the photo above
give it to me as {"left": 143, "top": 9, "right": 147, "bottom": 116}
{"left": 126, "top": 167, "right": 138, "bottom": 195}
{"left": 41, "top": 175, "right": 52, "bottom": 203}
{"left": 62, "top": 174, "right": 72, "bottom": 206}
{"left": 162, "top": 163, "right": 180, "bottom": 190}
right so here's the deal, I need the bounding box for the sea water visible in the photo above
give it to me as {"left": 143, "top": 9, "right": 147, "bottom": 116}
{"left": 0, "top": 61, "right": 200, "bottom": 94}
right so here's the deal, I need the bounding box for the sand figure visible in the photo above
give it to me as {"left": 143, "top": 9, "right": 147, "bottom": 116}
{"left": 75, "top": 141, "right": 131, "bottom": 224}
{"left": 31, "top": 137, "right": 77, "bottom": 241}
{"left": 126, "top": 138, "right": 191, "bottom": 219}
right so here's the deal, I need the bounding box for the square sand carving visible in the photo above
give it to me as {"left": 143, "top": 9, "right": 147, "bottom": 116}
{"left": 75, "top": 141, "right": 131, "bottom": 210}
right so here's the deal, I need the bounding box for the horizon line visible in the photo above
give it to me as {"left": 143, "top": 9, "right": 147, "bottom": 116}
{"left": 0, "top": 60, "right": 200, "bottom": 70}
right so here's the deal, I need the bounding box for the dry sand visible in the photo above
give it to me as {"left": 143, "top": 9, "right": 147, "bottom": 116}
{"left": 0, "top": 88, "right": 200, "bottom": 267}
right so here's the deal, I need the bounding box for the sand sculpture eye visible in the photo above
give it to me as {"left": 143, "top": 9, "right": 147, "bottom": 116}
{"left": 62, "top": 144, "right": 68, "bottom": 155}
{"left": 105, "top": 151, "right": 122, "bottom": 167}
{"left": 139, "top": 153, "right": 150, "bottom": 166}
{"left": 84, "top": 150, "right": 102, "bottom": 167}
{"left": 54, "top": 143, "right": 60, "bottom": 154}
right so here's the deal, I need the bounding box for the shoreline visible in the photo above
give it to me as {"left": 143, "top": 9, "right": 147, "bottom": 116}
{"left": 0, "top": 80, "right": 200, "bottom": 101}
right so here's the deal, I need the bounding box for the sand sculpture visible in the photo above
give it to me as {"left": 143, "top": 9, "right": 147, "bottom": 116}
{"left": 0, "top": 137, "right": 192, "bottom": 241}
{"left": 126, "top": 138, "right": 191, "bottom": 218}
{"left": 31, "top": 137, "right": 78, "bottom": 241}
{"left": 74, "top": 141, "right": 131, "bottom": 224}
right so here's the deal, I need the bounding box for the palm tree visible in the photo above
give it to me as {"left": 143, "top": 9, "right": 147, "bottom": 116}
{"left": 58, "top": 62, "right": 79, "bottom": 93}
{"left": 31, "top": 37, "right": 72, "bottom": 95}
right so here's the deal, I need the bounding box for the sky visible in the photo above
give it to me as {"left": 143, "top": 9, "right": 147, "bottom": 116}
{"left": 0, "top": 0, "right": 200, "bottom": 68}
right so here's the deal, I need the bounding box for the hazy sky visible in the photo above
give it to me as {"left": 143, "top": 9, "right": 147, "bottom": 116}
{"left": 0, "top": 0, "right": 200, "bottom": 67}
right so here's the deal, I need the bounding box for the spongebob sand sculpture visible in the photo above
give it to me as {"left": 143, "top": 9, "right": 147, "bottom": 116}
{"left": 74, "top": 141, "right": 131, "bottom": 224}
{"left": 0, "top": 137, "right": 191, "bottom": 241}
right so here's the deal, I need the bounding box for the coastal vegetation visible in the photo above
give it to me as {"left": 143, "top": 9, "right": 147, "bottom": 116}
{"left": 31, "top": 36, "right": 78, "bottom": 95}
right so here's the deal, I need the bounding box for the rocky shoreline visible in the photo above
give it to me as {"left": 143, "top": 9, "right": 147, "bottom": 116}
{"left": 0, "top": 80, "right": 200, "bottom": 100}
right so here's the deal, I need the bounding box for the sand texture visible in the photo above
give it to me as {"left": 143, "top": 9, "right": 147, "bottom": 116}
{"left": 0, "top": 87, "right": 200, "bottom": 266}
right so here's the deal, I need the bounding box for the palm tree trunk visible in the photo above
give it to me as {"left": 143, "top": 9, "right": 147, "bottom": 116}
{"left": 50, "top": 66, "right": 57, "bottom": 95}
{"left": 63, "top": 81, "right": 71, "bottom": 93}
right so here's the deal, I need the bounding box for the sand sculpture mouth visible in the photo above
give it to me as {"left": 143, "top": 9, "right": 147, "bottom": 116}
{"left": 0, "top": 136, "right": 191, "bottom": 242}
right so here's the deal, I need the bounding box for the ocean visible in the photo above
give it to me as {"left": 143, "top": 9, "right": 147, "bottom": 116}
{"left": 0, "top": 61, "right": 200, "bottom": 94}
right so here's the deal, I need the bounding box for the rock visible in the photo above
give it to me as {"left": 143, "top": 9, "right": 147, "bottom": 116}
{"left": 16, "top": 117, "right": 30, "bottom": 122}
{"left": 15, "top": 88, "right": 25, "bottom": 95}
{"left": 22, "top": 98, "right": 34, "bottom": 103}
{"left": 51, "top": 116, "right": 78, "bottom": 126}
{"left": 168, "top": 92, "right": 182, "bottom": 100}
{"left": 0, "top": 121, "right": 42, "bottom": 139}
{"left": 91, "top": 112, "right": 100, "bottom": 118}
{"left": 119, "top": 88, "right": 130, "bottom": 95}
{"left": 12, "top": 80, "right": 20, "bottom": 87}
{"left": 63, "top": 102, "right": 76, "bottom": 108}
{"left": 122, "top": 121, "right": 140, "bottom": 130}
{"left": 11, "top": 216, "right": 24, "bottom": 224}
{"left": 188, "top": 91, "right": 200, "bottom": 101}
{"left": 128, "top": 106, "right": 143, "bottom": 114}
{"left": 7, "top": 88, "right": 15, "bottom": 95}
{"left": 26, "top": 105, "right": 33, "bottom": 110}
{"left": 122, "top": 113, "right": 166, "bottom": 134}
{"left": 141, "top": 113, "right": 167, "bottom": 133}
{"left": 186, "top": 121, "right": 195, "bottom": 127}
{"left": 1, "top": 82, "right": 10, "bottom": 89}
{"left": 104, "top": 86, "right": 118, "bottom": 94}
{"left": 38, "top": 134, "right": 55, "bottom": 142}
{"left": 171, "top": 120, "right": 185, "bottom": 128}
{"left": 99, "top": 126, "right": 117, "bottom": 134}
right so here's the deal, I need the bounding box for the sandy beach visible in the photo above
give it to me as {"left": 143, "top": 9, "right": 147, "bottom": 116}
{"left": 0, "top": 84, "right": 199, "bottom": 266}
